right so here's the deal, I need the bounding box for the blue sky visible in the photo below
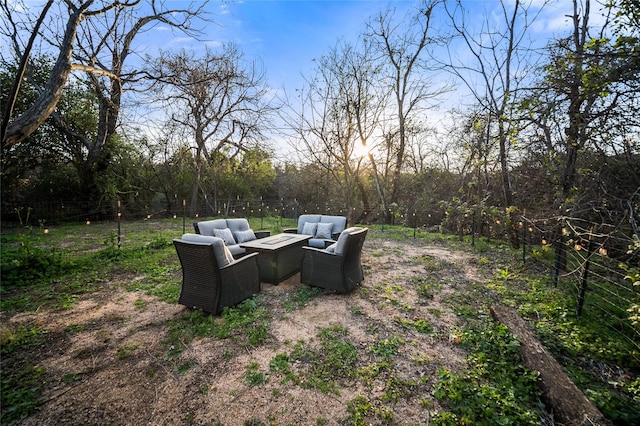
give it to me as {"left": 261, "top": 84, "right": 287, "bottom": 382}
{"left": 214, "top": 0, "right": 415, "bottom": 89}
{"left": 140, "top": 0, "right": 587, "bottom": 97}
{"left": 146, "top": 0, "right": 419, "bottom": 92}
{"left": 5, "top": 0, "right": 598, "bottom": 157}
{"left": 128, "top": 0, "right": 588, "bottom": 157}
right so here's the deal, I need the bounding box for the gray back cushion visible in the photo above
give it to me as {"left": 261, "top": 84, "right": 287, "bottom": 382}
{"left": 196, "top": 219, "right": 228, "bottom": 236}
{"left": 226, "top": 218, "right": 250, "bottom": 234}
{"left": 320, "top": 216, "right": 347, "bottom": 235}
{"left": 297, "top": 214, "right": 322, "bottom": 233}
{"left": 180, "top": 234, "right": 234, "bottom": 267}
{"left": 334, "top": 227, "right": 362, "bottom": 255}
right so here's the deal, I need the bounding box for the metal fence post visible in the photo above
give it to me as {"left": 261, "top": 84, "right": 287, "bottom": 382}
{"left": 553, "top": 234, "right": 563, "bottom": 287}
{"left": 117, "top": 200, "right": 122, "bottom": 249}
{"left": 522, "top": 221, "right": 526, "bottom": 263}
{"left": 576, "top": 237, "right": 594, "bottom": 317}
{"left": 471, "top": 210, "right": 476, "bottom": 248}
{"left": 182, "top": 199, "right": 186, "bottom": 234}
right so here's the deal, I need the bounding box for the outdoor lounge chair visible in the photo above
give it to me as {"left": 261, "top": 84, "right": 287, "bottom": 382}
{"left": 300, "top": 227, "right": 368, "bottom": 293}
{"left": 173, "top": 234, "right": 260, "bottom": 314}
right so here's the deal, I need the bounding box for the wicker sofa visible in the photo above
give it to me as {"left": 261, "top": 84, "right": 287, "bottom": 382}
{"left": 193, "top": 218, "right": 270, "bottom": 258}
{"left": 284, "top": 214, "right": 347, "bottom": 248}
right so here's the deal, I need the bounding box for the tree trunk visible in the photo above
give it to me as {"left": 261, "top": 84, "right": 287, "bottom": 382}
{"left": 490, "top": 306, "right": 609, "bottom": 426}
{"left": 2, "top": 1, "right": 92, "bottom": 148}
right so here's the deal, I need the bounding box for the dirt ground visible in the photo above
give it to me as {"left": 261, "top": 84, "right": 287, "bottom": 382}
{"left": 3, "top": 239, "right": 490, "bottom": 425}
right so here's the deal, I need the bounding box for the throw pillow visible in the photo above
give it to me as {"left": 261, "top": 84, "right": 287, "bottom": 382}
{"left": 213, "top": 228, "right": 236, "bottom": 246}
{"left": 234, "top": 229, "right": 256, "bottom": 244}
{"left": 301, "top": 222, "right": 318, "bottom": 236}
{"left": 325, "top": 242, "right": 337, "bottom": 253}
{"left": 315, "top": 222, "right": 333, "bottom": 239}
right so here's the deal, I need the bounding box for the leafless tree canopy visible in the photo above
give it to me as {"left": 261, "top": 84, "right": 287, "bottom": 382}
{"left": 1, "top": 0, "right": 209, "bottom": 149}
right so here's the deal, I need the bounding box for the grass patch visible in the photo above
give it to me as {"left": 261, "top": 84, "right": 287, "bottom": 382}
{"left": 0, "top": 365, "right": 46, "bottom": 424}
{"left": 432, "top": 321, "right": 543, "bottom": 425}
{"left": 284, "top": 285, "right": 321, "bottom": 312}
{"left": 164, "top": 299, "right": 270, "bottom": 359}
{"left": 0, "top": 324, "right": 48, "bottom": 355}
{"left": 269, "top": 325, "right": 358, "bottom": 395}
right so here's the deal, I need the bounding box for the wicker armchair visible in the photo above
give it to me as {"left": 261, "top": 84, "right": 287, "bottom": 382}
{"left": 300, "top": 227, "right": 368, "bottom": 293}
{"left": 173, "top": 235, "right": 260, "bottom": 314}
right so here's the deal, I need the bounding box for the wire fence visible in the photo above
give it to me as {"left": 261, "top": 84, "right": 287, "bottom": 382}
{"left": 521, "top": 215, "right": 640, "bottom": 355}
{"left": 3, "top": 198, "right": 638, "bottom": 355}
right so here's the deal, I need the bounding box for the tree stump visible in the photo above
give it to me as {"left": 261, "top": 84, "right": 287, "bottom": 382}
{"left": 489, "top": 305, "right": 610, "bottom": 426}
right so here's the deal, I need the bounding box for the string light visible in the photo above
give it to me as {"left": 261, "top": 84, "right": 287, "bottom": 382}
{"left": 599, "top": 247, "right": 608, "bottom": 256}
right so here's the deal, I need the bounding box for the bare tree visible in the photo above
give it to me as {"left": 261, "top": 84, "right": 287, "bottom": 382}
{"left": 72, "top": 0, "right": 208, "bottom": 197}
{"left": 444, "top": 0, "right": 546, "bottom": 207}
{"left": 282, "top": 37, "right": 386, "bottom": 223}
{"left": 2, "top": 0, "right": 209, "bottom": 199}
{"left": 520, "top": 0, "right": 639, "bottom": 206}
{"left": 2, "top": 0, "right": 102, "bottom": 147}
{"left": 367, "top": 0, "right": 450, "bottom": 212}
{"left": 148, "top": 45, "right": 273, "bottom": 216}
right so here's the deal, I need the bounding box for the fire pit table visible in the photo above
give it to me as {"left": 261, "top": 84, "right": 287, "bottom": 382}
{"left": 239, "top": 233, "right": 311, "bottom": 284}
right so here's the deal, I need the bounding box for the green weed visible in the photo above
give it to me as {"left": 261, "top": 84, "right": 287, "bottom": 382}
{"left": 284, "top": 285, "right": 321, "bottom": 312}
{"left": 346, "top": 395, "right": 394, "bottom": 425}
{"left": 164, "top": 299, "right": 270, "bottom": 358}
{"left": 117, "top": 344, "right": 138, "bottom": 359}
{"left": 432, "top": 322, "right": 543, "bottom": 425}
{"left": 244, "top": 362, "right": 268, "bottom": 387}
{"left": 0, "top": 365, "right": 46, "bottom": 423}
{"left": 369, "top": 336, "right": 405, "bottom": 360}
{"left": 394, "top": 316, "right": 434, "bottom": 334}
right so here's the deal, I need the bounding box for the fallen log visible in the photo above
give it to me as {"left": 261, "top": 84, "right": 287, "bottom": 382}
{"left": 489, "top": 305, "right": 609, "bottom": 426}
